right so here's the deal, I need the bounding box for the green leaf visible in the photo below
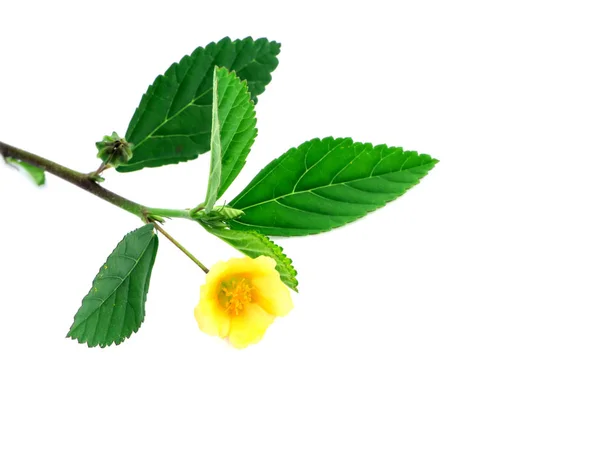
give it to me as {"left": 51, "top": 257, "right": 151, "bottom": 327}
{"left": 119, "top": 37, "right": 278, "bottom": 173}
{"left": 204, "top": 67, "right": 258, "bottom": 212}
{"left": 6, "top": 158, "right": 45, "bottom": 186}
{"left": 215, "top": 67, "right": 257, "bottom": 200}
{"left": 67, "top": 224, "right": 159, "bottom": 348}
{"left": 229, "top": 137, "right": 438, "bottom": 236}
{"left": 203, "top": 225, "right": 298, "bottom": 292}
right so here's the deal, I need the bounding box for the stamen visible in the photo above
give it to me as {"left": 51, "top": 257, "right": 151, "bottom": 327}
{"left": 218, "top": 277, "right": 253, "bottom": 315}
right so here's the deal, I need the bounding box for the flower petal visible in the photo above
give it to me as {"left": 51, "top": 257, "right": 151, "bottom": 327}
{"left": 194, "top": 290, "right": 230, "bottom": 338}
{"left": 212, "top": 256, "right": 274, "bottom": 279}
{"left": 253, "top": 255, "right": 278, "bottom": 272}
{"left": 228, "top": 303, "right": 275, "bottom": 349}
{"left": 252, "top": 274, "right": 293, "bottom": 317}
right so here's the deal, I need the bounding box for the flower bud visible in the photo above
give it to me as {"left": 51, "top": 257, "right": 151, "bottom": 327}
{"left": 95, "top": 132, "right": 133, "bottom": 168}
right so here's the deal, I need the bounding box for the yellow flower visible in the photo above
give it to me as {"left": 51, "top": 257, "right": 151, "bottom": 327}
{"left": 194, "top": 256, "right": 293, "bottom": 349}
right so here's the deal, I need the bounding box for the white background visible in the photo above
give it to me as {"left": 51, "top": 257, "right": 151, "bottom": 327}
{"left": 1, "top": 1, "right": 599, "bottom": 448}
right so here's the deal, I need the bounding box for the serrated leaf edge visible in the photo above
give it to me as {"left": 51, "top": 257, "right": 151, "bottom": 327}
{"left": 203, "top": 225, "right": 299, "bottom": 292}
{"left": 229, "top": 137, "right": 438, "bottom": 236}
{"left": 247, "top": 230, "right": 298, "bottom": 292}
{"left": 119, "top": 37, "right": 279, "bottom": 172}
{"left": 215, "top": 69, "right": 257, "bottom": 199}
{"left": 66, "top": 225, "right": 158, "bottom": 348}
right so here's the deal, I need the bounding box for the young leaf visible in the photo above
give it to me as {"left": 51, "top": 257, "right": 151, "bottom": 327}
{"left": 204, "top": 67, "right": 258, "bottom": 212}
{"left": 67, "top": 224, "right": 159, "bottom": 348}
{"left": 229, "top": 137, "right": 438, "bottom": 236}
{"left": 214, "top": 68, "right": 258, "bottom": 200}
{"left": 202, "top": 225, "right": 298, "bottom": 292}
{"left": 205, "top": 67, "right": 222, "bottom": 213}
{"left": 119, "top": 37, "right": 278, "bottom": 172}
{"left": 5, "top": 158, "right": 45, "bottom": 186}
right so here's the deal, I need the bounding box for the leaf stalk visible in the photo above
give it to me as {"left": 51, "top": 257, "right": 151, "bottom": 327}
{"left": 151, "top": 221, "right": 209, "bottom": 273}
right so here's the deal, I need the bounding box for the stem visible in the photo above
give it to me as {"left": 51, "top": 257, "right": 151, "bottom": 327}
{"left": 0, "top": 140, "right": 194, "bottom": 222}
{"left": 1, "top": 140, "right": 145, "bottom": 217}
{"left": 190, "top": 202, "right": 205, "bottom": 215}
{"left": 2, "top": 140, "right": 211, "bottom": 273}
{"left": 146, "top": 207, "right": 192, "bottom": 220}
{"left": 152, "top": 222, "right": 209, "bottom": 273}
{"left": 90, "top": 161, "right": 110, "bottom": 179}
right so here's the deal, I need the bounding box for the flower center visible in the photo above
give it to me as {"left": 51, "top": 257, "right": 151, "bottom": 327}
{"left": 218, "top": 277, "right": 253, "bottom": 315}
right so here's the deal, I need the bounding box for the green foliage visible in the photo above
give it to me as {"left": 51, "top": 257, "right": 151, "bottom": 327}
{"left": 0, "top": 36, "right": 441, "bottom": 349}
{"left": 6, "top": 158, "right": 45, "bottom": 186}
{"left": 217, "top": 68, "right": 257, "bottom": 200}
{"left": 203, "top": 225, "right": 298, "bottom": 291}
{"left": 119, "top": 37, "right": 278, "bottom": 172}
{"left": 67, "top": 224, "right": 159, "bottom": 347}
{"left": 229, "top": 137, "right": 438, "bottom": 236}
{"left": 204, "top": 67, "right": 258, "bottom": 212}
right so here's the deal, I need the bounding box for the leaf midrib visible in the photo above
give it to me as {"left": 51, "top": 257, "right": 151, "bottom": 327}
{"left": 71, "top": 236, "right": 155, "bottom": 330}
{"left": 132, "top": 88, "right": 212, "bottom": 152}
{"left": 233, "top": 157, "right": 428, "bottom": 212}
{"left": 130, "top": 49, "right": 264, "bottom": 153}
{"left": 219, "top": 81, "right": 256, "bottom": 195}
{"left": 232, "top": 139, "right": 355, "bottom": 208}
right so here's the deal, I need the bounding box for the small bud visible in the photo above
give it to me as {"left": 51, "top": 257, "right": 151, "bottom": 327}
{"left": 95, "top": 132, "right": 133, "bottom": 168}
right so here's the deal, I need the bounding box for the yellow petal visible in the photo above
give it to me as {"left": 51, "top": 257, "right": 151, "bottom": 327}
{"left": 253, "top": 255, "right": 278, "bottom": 272}
{"left": 228, "top": 303, "right": 275, "bottom": 349}
{"left": 199, "top": 260, "right": 230, "bottom": 299}
{"left": 252, "top": 274, "right": 294, "bottom": 317}
{"left": 198, "top": 257, "right": 259, "bottom": 309}
{"left": 194, "top": 288, "right": 230, "bottom": 338}
{"left": 212, "top": 256, "right": 272, "bottom": 279}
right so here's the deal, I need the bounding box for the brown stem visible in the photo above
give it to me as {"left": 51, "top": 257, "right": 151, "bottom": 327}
{"left": 0, "top": 140, "right": 146, "bottom": 218}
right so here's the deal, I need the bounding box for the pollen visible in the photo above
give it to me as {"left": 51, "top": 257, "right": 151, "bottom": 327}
{"left": 218, "top": 277, "right": 253, "bottom": 316}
